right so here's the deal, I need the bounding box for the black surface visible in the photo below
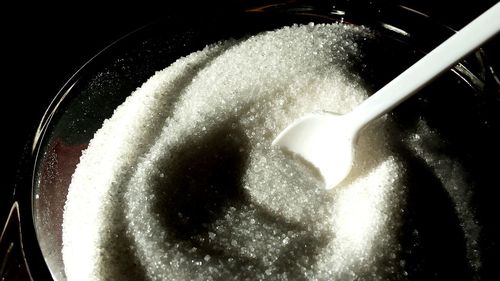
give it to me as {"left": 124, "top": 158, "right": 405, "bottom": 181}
{"left": 1, "top": 1, "right": 498, "bottom": 280}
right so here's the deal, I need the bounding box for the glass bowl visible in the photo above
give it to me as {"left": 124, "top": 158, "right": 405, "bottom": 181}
{"left": 29, "top": 1, "right": 499, "bottom": 280}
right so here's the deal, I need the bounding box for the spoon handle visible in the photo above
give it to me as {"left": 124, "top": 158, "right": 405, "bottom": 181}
{"left": 346, "top": 3, "right": 500, "bottom": 131}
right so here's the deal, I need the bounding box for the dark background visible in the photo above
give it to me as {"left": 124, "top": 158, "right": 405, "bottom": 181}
{"left": 1, "top": 0, "right": 498, "bottom": 280}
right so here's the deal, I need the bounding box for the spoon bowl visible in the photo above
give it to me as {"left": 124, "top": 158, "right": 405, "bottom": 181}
{"left": 273, "top": 112, "right": 357, "bottom": 188}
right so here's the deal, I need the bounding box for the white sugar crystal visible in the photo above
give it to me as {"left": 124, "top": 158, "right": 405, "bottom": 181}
{"left": 62, "top": 23, "right": 479, "bottom": 281}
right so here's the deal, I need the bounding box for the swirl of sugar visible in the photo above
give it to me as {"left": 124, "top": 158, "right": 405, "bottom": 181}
{"left": 63, "top": 23, "right": 479, "bottom": 281}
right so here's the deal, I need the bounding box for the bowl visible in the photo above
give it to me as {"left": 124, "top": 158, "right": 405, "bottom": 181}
{"left": 28, "top": 1, "right": 499, "bottom": 280}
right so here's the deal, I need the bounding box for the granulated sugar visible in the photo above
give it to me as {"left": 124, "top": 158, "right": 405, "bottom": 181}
{"left": 62, "top": 23, "right": 479, "bottom": 281}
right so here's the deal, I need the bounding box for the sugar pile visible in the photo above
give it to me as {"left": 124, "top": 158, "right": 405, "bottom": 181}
{"left": 62, "top": 23, "right": 479, "bottom": 281}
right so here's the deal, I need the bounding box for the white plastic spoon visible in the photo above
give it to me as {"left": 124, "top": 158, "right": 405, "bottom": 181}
{"left": 273, "top": 3, "right": 500, "bottom": 189}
